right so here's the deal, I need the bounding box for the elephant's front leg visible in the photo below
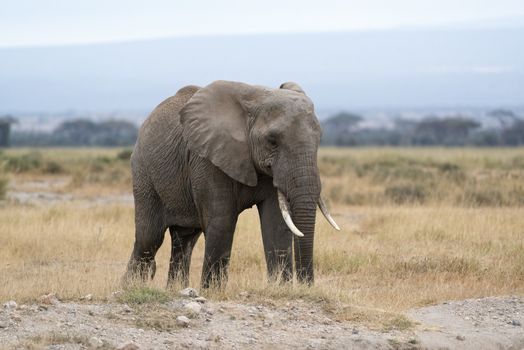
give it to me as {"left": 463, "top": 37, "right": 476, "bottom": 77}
{"left": 257, "top": 190, "right": 293, "bottom": 283}
{"left": 201, "top": 215, "right": 238, "bottom": 289}
{"left": 168, "top": 226, "right": 201, "bottom": 287}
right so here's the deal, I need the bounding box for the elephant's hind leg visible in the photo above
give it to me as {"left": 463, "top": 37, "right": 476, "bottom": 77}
{"left": 168, "top": 226, "right": 201, "bottom": 287}
{"left": 125, "top": 188, "right": 167, "bottom": 282}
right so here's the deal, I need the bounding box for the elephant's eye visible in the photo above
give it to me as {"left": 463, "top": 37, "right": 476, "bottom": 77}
{"left": 267, "top": 133, "right": 278, "bottom": 147}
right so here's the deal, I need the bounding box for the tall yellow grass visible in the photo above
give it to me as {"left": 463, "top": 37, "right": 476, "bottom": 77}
{"left": 0, "top": 148, "right": 523, "bottom": 316}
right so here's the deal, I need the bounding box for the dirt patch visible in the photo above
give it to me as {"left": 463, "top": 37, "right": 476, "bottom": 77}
{"left": 409, "top": 296, "right": 524, "bottom": 350}
{"left": 1, "top": 295, "right": 522, "bottom": 349}
{"left": 4, "top": 177, "right": 133, "bottom": 206}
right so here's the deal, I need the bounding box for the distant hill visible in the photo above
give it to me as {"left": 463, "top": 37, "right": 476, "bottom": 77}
{"left": 1, "top": 26, "right": 523, "bottom": 112}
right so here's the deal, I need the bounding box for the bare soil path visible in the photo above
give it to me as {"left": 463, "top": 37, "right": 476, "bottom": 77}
{"left": 1, "top": 295, "right": 522, "bottom": 350}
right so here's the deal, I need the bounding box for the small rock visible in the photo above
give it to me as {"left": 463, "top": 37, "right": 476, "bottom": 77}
{"left": 88, "top": 310, "right": 95, "bottom": 316}
{"left": 184, "top": 301, "right": 202, "bottom": 314}
{"left": 117, "top": 342, "right": 140, "bottom": 350}
{"left": 456, "top": 335, "right": 466, "bottom": 341}
{"left": 408, "top": 338, "right": 419, "bottom": 344}
{"left": 0, "top": 321, "right": 9, "bottom": 328}
{"left": 177, "top": 315, "right": 190, "bottom": 327}
{"left": 195, "top": 296, "right": 207, "bottom": 303}
{"left": 122, "top": 304, "right": 133, "bottom": 313}
{"left": 81, "top": 294, "right": 93, "bottom": 301}
{"left": 179, "top": 287, "right": 198, "bottom": 298}
{"left": 112, "top": 290, "right": 124, "bottom": 298}
{"left": 3, "top": 301, "right": 17, "bottom": 309}
{"left": 89, "top": 336, "right": 104, "bottom": 348}
{"left": 352, "top": 328, "right": 359, "bottom": 335}
{"left": 263, "top": 320, "right": 273, "bottom": 327}
{"left": 510, "top": 319, "right": 521, "bottom": 326}
{"left": 239, "top": 291, "right": 249, "bottom": 298}
{"left": 40, "top": 293, "right": 60, "bottom": 305}
{"left": 206, "top": 332, "right": 221, "bottom": 342}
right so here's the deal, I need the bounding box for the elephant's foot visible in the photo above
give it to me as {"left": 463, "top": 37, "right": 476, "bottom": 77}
{"left": 122, "top": 258, "right": 156, "bottom": 287}
{"left": 201, "top": 257, "right": 230, "bottom": 289}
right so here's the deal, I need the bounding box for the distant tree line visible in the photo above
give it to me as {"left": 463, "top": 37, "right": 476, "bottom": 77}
{"left": 321, "top": 109, "right": 524, "bottom": 146}
{"left": 6, "top": 109, "right": 524, "bottom": 148}
{"left": 0, "top": 115, "right": 17, "bottom": 147}
{"left": 11, "top": 119, "right": 138, "bottom": 147}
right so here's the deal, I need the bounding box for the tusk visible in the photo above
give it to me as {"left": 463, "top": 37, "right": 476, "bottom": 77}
{"left": 318, "top": 197, "right": 341, "bottom": 231}
{"left": 277, "top": 190, "right": 304, "bottom": 237}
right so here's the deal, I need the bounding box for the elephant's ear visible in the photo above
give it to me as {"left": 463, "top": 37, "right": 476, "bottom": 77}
{"left": 279, "top": 82, "right": 306, "bottom": 95}
{"left": 180, "top": 80, "right": 258, "bottom": 187}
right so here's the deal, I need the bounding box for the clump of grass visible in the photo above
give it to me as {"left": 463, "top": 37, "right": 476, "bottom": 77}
{"left": 382, "top": 315, "right": 415, "bottom": 331}
{"left": 42, "top": 160, "right": 64, "bottom": 174}
{"left": 0, "top": 171, "right": 7, "bottom": 200}
{"left": 4, "top": 151, "right": 43, "bottom": 173}
{"left": 116, "top": 148, "right": 133, "bottom": 161}
{"left": 392, "top": 256, "right": 481, "bottom": 277}
{"left": 461, "top": 189, "right": 505, "bottom": 207}
{"left": 15, "top": 332, "right": 94, "bottom": 350}
{"left": 134, "top": 306, "right": 184, "bottom": 331}
{"left": 385, "top": 184, "right": 426, "bottom": 204}
{"left": 322, "top": 302, "right": 416, "bottom": 331}
{"left": 117, "top": 287, "right": 170, "bottom": 304}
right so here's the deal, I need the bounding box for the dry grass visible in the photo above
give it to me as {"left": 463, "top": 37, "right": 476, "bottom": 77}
{"left": 320, "top": 147, "right": 524, "bottom": 206}
{"left": 0, "top": 147, "right": 523, "bottom": 325}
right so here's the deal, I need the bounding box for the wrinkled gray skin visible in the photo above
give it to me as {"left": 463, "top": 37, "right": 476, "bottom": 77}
{"left": 125, "top": 80, "right": 322, "bottom": 288}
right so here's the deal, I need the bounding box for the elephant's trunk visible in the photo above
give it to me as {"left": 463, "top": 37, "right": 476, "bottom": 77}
{"left": 286, "top": 156, "right": 320, "bottom": 284}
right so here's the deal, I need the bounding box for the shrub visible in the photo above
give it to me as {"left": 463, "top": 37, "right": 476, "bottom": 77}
{"left": 385, "top": 184, "right": 426, "bottom": 204}
{"left": 462, "top": 189, "right": 505, "bottom": 207}
{"left": 43, "top": 161, "right": 64, "bottom": 174}
{"left": 4, "top": 152, "right": 43, "bottom": 172}
{"left": 117, "top": 287, "right": 170, "bottom": 304}
{"left": 0, "top": 173, "right": 7, "bottom": 200}
{"left": 116, "top": 149, "right": 133, "bottom": 161}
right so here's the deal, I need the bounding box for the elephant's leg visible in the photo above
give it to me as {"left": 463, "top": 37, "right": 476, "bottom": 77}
{"left": 200, "top": 216, "right": 238, "bottom": 289}
{"left": 125, "top": 189, "right": 166, "bottom": 282}
{"left": 257, "top": 191, "right": 293, "bottom": 283}
{"left": 168, "top": 226, "right": 201, "bottom": 287}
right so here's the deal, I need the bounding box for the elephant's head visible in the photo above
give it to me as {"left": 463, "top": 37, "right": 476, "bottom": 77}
{"left": 180, "top": 80, "right": 339, "bottom": 284}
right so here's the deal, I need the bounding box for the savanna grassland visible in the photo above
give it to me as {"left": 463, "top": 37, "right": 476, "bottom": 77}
{"left": 0, "top": 147, "right": 523, "bottom": 327}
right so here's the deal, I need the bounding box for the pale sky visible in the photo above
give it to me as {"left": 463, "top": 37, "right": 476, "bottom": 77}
{"left": 1, "top": 0, "right": 524, "bottom": 47}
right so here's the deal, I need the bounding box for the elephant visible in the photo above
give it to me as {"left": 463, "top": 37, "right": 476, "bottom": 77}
{"left": 125, "top": 80, "right": 339, "bottom": 288}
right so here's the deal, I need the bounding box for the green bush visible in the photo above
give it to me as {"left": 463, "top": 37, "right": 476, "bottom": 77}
{"left": 4, "top": 152, "right": 43, "bottom": 173}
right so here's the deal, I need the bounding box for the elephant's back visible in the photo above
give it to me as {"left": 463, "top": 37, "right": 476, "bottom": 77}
{"left": 142, "top": 85, "right": 200, "bottom": 134}
{"left": 154, "top": 85, "right": 201, "bottom": 117}
{"left": 132, "top": 84, "right": 201, "bottom": 187}
{"left": 134, "top": 85, "right": 200, "bottom": 158}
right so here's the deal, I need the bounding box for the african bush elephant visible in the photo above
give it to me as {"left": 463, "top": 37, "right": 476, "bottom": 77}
{"left": 125, "top": 80, "right": 339, "bottom": 288}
